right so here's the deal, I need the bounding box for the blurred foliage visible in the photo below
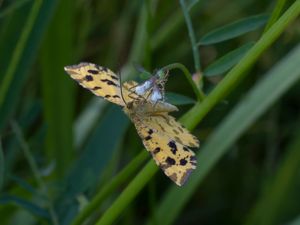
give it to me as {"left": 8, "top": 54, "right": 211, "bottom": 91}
{"left": 0, "top": 0, "right": 300, "bottom": 225}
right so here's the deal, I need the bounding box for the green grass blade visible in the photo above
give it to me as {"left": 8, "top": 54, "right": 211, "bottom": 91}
{"left": 65, "top": 106, "right": 130, "bottom": 197}
{"left": 198, "top": 14, "right": 268, "bottom": 45}
{"left": 40, "top": 0, "right": 75, "bottom": 176}
{"left": 152, "top": 43, "right": 300, "bottom": 225}
{"left": 244, "top": 123, "right": 300, "bottom": 225}
{"left": 264, "top": 0, "right": 287, "bottom": 31}
{"left": 203, "top": 42, "right": 254, "bottom": 77}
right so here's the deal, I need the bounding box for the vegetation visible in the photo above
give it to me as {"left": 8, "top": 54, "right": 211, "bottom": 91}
{"left": 1, "top": 0, "right": 300, "bottom": 224}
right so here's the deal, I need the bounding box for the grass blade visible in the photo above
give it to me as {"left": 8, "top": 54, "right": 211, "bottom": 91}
{"left": 244, "top": 121, "right": 300, "bottom": 224}
{"left": 40, "top": 0, "right": 75, "bottom": 176}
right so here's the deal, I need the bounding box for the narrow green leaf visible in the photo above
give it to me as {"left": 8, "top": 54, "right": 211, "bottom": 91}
{"left": 198, "top": 14, "right": 268, "bottom": 45}
{"left": 40, "top": 0, "right": 75, "bottom": 176}
{"left": 65, "top": 106, "right": 130, "bottom": 198}
{"left": 203, "top": 42, "right": 254, "bottom": 77}
{"left": 244, "top": 122, "right": 300, "bottom": 223}
{"left": 264, "top": 0, "right": 287, "bottom": 31}
{"left": 152, "top": 43, "right": 300, "bottom": 225}
{"left": 165, "top": 92, "right": 195, "bottom": 105}
{"left": 0, "top": 195, "right": 50, "bottom": 219}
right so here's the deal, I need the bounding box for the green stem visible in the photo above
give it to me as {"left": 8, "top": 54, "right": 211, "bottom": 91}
{"left": 160, "top": 63, "right": 205, "bottom": 102}
{"left": 95, "top": 161, "right": 158, "bottom": 225}
{"left": 71, "top": 150, "right": 149, "bottom": 225}
{"left": 264, "top": 0, "right": 287, "bottom": 31}
{"left": 180, "top": 0, "right": 201, "bottom": 72}
{"left": 0, "top": 0, "right": 42, "bottom": 109}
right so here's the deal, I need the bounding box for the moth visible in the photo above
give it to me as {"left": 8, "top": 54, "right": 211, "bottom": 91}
{"left": 64, "top": 62, "right": 199, "bottom": 186}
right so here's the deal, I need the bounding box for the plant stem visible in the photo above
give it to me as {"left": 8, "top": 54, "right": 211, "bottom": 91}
{"left": 95, "top": 161, "right": 158, "bottom": 225}
{"left": 161, "top": 63, "right": 205, "bottom": 101}
{"left": 264, "top": 0, "right": 287, "bottom": 31}
{"left": 180, "top": 0, "right": 201, "bottom": 72}
{"left": 71, "top": 150, "right": 149, "bottom": 225}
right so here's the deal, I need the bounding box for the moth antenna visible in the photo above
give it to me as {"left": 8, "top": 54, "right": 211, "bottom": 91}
{"left": 118, "top": 71, "right": 128, "bottom": 106}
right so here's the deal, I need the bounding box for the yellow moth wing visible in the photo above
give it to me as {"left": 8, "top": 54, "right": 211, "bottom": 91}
{"left": 132, "top": 115, "right": 197, "bottom": 186}
{"left": 64, "top": 62, "right": 124, "bottom": 106}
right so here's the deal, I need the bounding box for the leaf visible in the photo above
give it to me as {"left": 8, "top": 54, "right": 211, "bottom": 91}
{"left": 245, "top": 124, "right": 300, "bottom": 225}
{"left": 165, "top": 92, "right": 195, "bottom": 105}
{"left": 40, "top": 0, "right": 75, "bottom": 176}
{"left": 0, "top": 194, "right": 50, "bottom": 219}
{"left": 204, "top": 42, "right": 254, "bottom": 77}
{"left": 63, "top": 105, "right": 130, "bottom": 199}
{"left": 151, "top": 43, "right": 300, "bottom": 225}
{"left": 198, "top": 14, "right": 268, "bottom": 45}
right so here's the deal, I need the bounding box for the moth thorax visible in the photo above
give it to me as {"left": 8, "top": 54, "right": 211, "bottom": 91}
{"left": 135, "top": 80, "right": 152, "bottom": 95}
